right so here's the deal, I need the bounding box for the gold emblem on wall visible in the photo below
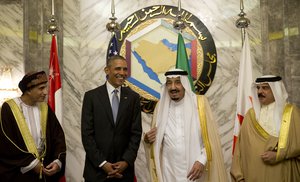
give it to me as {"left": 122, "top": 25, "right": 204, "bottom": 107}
{"left": 112, "top": 5, "right": 217, "bottom": 113}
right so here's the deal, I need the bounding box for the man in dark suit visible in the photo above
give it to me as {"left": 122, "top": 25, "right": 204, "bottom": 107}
{"left": 81, "top": 55, "right": 142, "bottom": 182}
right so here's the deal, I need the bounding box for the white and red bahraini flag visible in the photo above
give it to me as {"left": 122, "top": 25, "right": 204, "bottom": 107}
{"left": 232, "top": 32, "right": 253, "bottom": 154}
{"left": 48, "top": 35, "right": 62, "bottom": 123}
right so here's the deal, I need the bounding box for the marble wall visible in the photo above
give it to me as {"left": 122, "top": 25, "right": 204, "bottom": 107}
{"left": 1, "top": 0, "right": 299, "bottom": 182}
{"left": 0, "top": 0, "right": 24, "bottom": 85}
{"left": 261, "top": 0, "right": 300, "bottom": 106}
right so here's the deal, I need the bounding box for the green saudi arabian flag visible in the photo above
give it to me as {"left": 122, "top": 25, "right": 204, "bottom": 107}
{"left": 175, "top": 33, "right": 195, "bottom": 91}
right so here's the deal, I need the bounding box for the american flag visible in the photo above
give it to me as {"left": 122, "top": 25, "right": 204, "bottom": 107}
{"left": 106, "top": 33, "right": 119, "bottom": 61}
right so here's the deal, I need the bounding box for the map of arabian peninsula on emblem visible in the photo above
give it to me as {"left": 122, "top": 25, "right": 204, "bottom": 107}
{"left": 110, "top": 5, "right": 217, "bottom": 112}
{"left": 127, "top": 25, "right": 195, "bottom": 99}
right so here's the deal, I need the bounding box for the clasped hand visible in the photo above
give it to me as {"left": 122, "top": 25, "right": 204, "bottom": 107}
{"left": 102, "top": 161, "right": 128, "bottom": 179}
{"left": 33, "top": 161, "right": 60, "bottom": 176}
{"left": 261, "top": 150, "right": 277, "bottom": 164}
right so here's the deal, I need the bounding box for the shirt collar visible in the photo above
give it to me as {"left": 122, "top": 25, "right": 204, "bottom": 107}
{"left": 106, "top": 81, "right": 121, "bottom": 94}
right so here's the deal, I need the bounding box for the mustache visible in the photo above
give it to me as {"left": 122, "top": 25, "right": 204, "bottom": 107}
{"left": 169, "top": 89, "right": 179, "bottom": 93}
{"left": 258, "top": 93, "right": 265, "bottom": 98}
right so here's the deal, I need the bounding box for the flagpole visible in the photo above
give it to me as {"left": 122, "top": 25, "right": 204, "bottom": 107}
{"left": 51, "top": 0, "right": 55, "bottom": 15}
{"left": 235, "top": 0, "right": 250, "bottom": 46}
{"left": 47, "top": 1, "right": 59, "bottom": 35}
{"left": 106, "top": 0, "right": 120, "bottom": 34}
{"left": 111, "top": 0, "right": 115, "bottom": 18}
{"left": 173, "top": 0, "right": 186, "bottom": 31}
{"left": 106, "top": 0, "right": 121, "bottom": 64}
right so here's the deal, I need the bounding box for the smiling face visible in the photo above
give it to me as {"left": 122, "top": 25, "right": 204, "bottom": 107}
{"left": 166, "top": 76, "right": 185, "bottom": 102}
{"left": 105, "top": 57, "right": 128, "bottom": 88}
{"left": 256, "top": 83, "right": 275, "bottom": 105}
{"left": 24, "top": 82, "right": 48, "bottom": 105}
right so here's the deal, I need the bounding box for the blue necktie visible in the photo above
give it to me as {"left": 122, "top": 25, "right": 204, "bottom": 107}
{"left": 112, "top": 89, "right": 119, "bottom": 123}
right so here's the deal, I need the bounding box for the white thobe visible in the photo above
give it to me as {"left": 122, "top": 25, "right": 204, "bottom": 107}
{"left": 14, "top": 98, "right": 44, "bottom": 173}
{"left": 161, "top": 100, "right": 206, "bottom": 182}
{"left": 161, "top": 100, "right": 187, "bottom": 182}
{"left": 258, "top": 102, "right": 278, "bottom": 136}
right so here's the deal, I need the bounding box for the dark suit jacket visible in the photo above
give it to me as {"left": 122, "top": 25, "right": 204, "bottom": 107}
{"left": 81, "top": 83, "right": 142, "bottom": 182}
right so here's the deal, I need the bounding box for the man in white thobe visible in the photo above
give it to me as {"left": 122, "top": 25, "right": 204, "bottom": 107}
{"left": 144, "top": 68, "right": 228, "bottom": 182}
{"left": 145, "top": 69, "right": 207, "bottom": 182}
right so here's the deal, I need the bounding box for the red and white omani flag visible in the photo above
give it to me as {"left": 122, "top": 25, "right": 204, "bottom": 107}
{"left": 48, "top": 34, "right": 62, "bottom": 123}
{"left": 232, "top": 32, "right": 253, "bottom": 154}
{"left": 48, "top": 35, "right": 65, "bottom": 182}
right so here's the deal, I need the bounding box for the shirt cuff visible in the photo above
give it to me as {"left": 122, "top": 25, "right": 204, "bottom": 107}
{"left": 53, "top": 159, "right": 62, "bottom": 171}
{"left": 99, "top": 160, "right": 107, "bottom": 168}
{"left": 20, "top": 159, "right": 39, "bottom": 174}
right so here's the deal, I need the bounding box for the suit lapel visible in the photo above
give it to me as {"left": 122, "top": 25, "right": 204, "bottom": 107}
{"left": 115, "top": 87, "right": 129, "bottom": 126}
{"left": 97, "top": 84, "right": 115, "bottom": 126}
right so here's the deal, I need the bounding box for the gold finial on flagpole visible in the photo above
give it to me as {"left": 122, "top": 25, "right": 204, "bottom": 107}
{"left": 47, "top": 0, "right": 59, "bottom": 35}
{"left": 106, "top": 0, "right": 120, "bottom": 33}
{"left": 236, "top": 0, "right": 250, "bottom": 46}
{"left": 47, "top": 16, "right": 59, "bottom": 35}
{"left": 173, "top": 0, "right": 186, "bottom": 32}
